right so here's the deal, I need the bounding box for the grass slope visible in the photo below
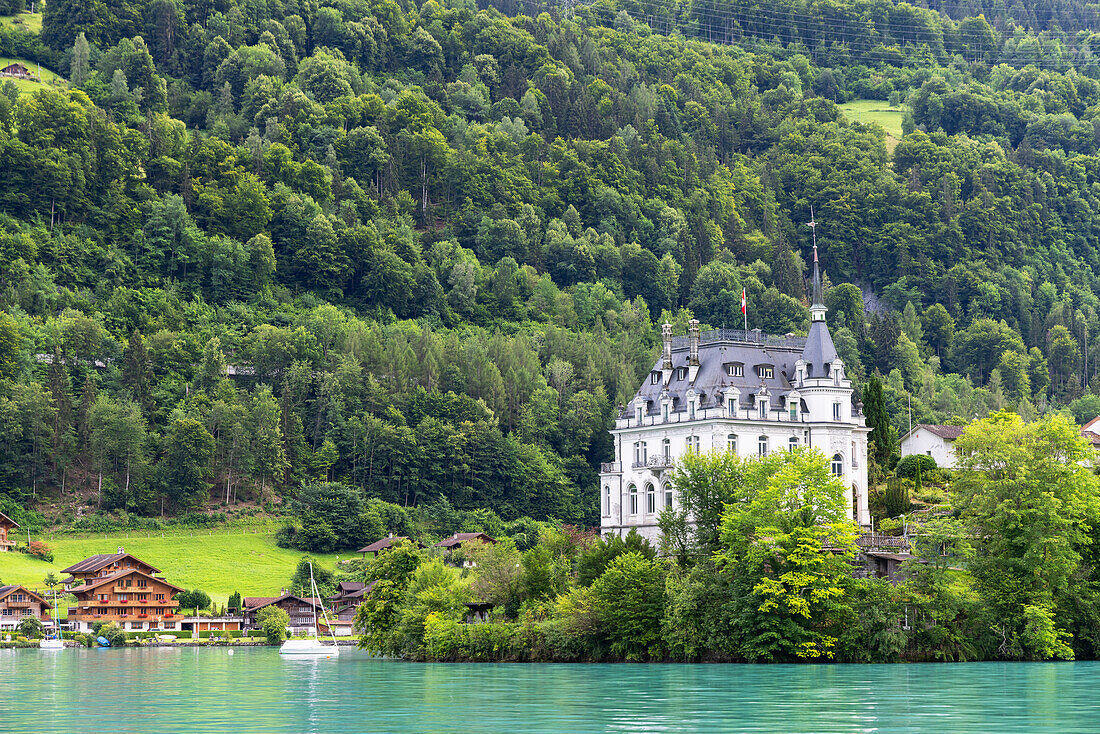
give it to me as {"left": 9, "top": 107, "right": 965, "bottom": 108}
{"left": 0, "top": 55, "right": 66, "bottom": 94}
{"left": 837, "top": 99, "right": 907, "bottom": 151}
{"left": 0, "top": 11, "right": 42, "bottom": 34}
{"left": 1, "top": 523, "right": 341, "bottom": 607}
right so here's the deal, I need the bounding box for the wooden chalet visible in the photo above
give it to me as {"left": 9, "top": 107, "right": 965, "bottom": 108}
{"left": 242, "top": 593, "right": 325, "bottom": 636}
{"left": 0, "top": 62, "right": 33, "bottom": 80}
{"left": 356, "top": 536, "right": 416, "bottom": 557}
{"left": 0, "top": 511, "right": 17, "bottom": 551}
{"left": 433, "top": 532, "right": 497, "bottom": 550}
{"left": 325, "top": 581, "right": 375, "bottom": 636}
{"left": 0, "top": 585, "right": 51, "bottom": 630}
{"left": 61, "top": 549, "right": 183, "bottom": 632}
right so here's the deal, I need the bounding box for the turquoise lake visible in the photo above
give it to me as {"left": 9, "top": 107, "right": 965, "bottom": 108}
{"left": 3, "top": 647, "right": 1099, "bottom": 733}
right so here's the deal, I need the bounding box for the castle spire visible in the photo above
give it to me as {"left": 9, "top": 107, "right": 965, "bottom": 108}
{"left": 808, "top": 208, "right": 826, "bottom": 323}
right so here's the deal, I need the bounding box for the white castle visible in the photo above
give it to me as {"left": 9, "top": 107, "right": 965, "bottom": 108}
{"left": 599, "top": 248, "right": 871, "bottom": 541}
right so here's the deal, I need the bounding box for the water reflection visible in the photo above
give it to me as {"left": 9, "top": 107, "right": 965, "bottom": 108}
{"left": 4, "top": 649, "right": 1100, "bottom": 733}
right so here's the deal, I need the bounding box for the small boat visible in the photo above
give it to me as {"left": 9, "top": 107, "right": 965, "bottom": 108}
{"left": 279, "top": 561, "right": 339, "bottom": 658}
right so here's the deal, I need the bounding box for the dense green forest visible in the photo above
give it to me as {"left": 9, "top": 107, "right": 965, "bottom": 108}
{"left": 6, "top": 0, "right": 1100, "bottom": 536}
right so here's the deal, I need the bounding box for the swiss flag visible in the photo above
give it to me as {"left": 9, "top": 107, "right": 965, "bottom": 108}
{"left": 740, "top": 287, "right": 746, "bottom": 314}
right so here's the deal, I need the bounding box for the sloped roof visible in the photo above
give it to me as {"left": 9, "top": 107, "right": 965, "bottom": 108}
{"left": 0, "top": 511, "right": 18, "bottom": 529}
{"left": 243, "top": 594, "right": 322, "bottom": 612}
{"left": 356, "top": 536, "right": 412, "bottom": 553}
{"left": 434, "top": 532, "right": 496, "bottom": 548}
{"left": 801, "top": 320, "right": 840, "bottom": 378}
{"left": 60, "top": 552, "right": 160, "bottom": 575}
{"left": 70, "top": 568, "right": 183, "bottom": 594}
{"left": 916, "top": 424, "right": 966, "bottom": 441}
{"left": 0, "top": 585, "right": 51, "bottom": 606}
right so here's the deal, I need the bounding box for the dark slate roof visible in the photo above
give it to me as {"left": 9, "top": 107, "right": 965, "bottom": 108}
{"left": 634, "top": 337, "right": 804, "bottom": 411}
{"left": 60, "top": 552, "right": 161, "bottom": 575}
{"left": 801, "top": 320, "right": 839, "bottom": 378}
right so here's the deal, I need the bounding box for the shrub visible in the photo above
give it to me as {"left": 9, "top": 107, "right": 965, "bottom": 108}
{"left": 590, "top": 552, "right": 666, "bottom": 660}
{"left": 896, "top": 454, "right": 938, "bottom": 479}
{"left": 25, "top": 540, "right": 53, "bottom": 562}
{"left": 96, "top": 622, "right": 127, "bottom": 647}
{"left": 884, "top": 478, "right": 913, "bottom": 517}
{"left": 18, "top": 616, "right": 44, "bottom": 639}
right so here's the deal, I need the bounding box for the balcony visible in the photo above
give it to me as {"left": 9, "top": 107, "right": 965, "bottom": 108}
{"left": 600, "top": 462, "right": 621, "bottom": 474}
{"left": 632, "top": 455, "right": 673, "bottom": 470}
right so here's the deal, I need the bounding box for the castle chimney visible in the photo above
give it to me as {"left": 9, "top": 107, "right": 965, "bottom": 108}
{"left": 687, "top": 319, "right": 700, "bottom": 382}
{"left": 661, "top": 323, "right": 674, "bottom": 384}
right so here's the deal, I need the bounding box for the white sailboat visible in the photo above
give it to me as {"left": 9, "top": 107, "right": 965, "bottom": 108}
{"left": 279, "top": 561, "right": 340, "bottom": 657}
{"left": 39, "top": 587, "right": 64, "bottom": 650}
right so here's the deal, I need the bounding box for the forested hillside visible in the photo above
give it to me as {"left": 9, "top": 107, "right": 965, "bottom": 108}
{"left": 4, "top": 0, "right": 1100, "bottom": 535}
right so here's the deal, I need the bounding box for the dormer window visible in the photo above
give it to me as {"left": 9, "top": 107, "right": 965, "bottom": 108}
{"left": 676, "top": 367, "right": 688, "bottom": 381}
{"left": 689, "top": 400, "right": 696, "bottom": 420}
{"left": 726, "top": 363, "right": 744, "bottom": 377}
{"left": 757, "top": 366, "right": 774, "bottom": 379}
{"left": 651, "top": 372, "right": 660, "bottom": 385}
{"left": 635, "top": 406, "right": 643, "bottom": 423}
{"left": 759, "top": 402, "right": 767, "bottom": 419}
{"left": 662, "top": 403, "right": 669, "bottom": 422}
{"left": 727, "top": 400, "right": 736, "bottom": 418}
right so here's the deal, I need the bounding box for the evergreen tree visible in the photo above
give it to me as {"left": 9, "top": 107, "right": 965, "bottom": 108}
{"left": 862, "top": 373, "right": 896, "bottom": 465}
{"left": 71, "top": 32, "right": 91, "bottom": 86}
{"left": 121, "top": 330, "right": 155, "bottom": 415}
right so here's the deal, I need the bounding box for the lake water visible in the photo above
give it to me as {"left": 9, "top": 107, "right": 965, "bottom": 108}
{"left": 2, "top": 647, "right": 1099, "bottom": 733}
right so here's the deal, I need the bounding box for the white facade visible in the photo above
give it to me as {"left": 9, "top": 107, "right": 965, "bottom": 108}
{"left": 899, "top": 425, "right": 960, "bottom": 469}
{"left": 600, "top": 256, "right": 870, "bottom": 542}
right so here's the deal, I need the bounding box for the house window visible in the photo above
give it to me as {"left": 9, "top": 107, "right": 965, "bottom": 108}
{"left": 118, "top": 594, "right": 127, "bottom": 602}
{"left": 833, "top": 402, "right": 842, "bottom": 421}
{"left": 832, "top": 453, "right": 844, "bottom": 477}
{"left": 689, "top": 400, "right": 696, "bottom": 420}
{"left": 634, "top": 441, "right": 648, "bottom": 465}
{"left": 1, "top": 609, "right": 11, "bottom": 617}
{"left": 727, "top": 434, "right": 737, "bottom": 453}
{"left": 651, "top": 372, "right": 660, "bottom": 385}
{"left": 790, "top": 403, "right": 798, "bottom": 421}
{"left": 646, "top": 484, "right": 656, "bottom": 513}
{"left": 685, "top": 435, "right": 700, "bottom": 454}
{"left": 757, "top": 366, "right": 774, "bottom": 379}
{"left": 759, "top": 401, "right": 768, "bottom": 419}
{"left": 155, "top": 594, "right": 165, "bottom": 601}
{"left": 758, "top": 436, "right": 768, "bottom": 457}
{"left": 662, "top": 403, "right": 669, "bottom": 422}
{"left": 137, "top": 579, "right": 147, "bottom": 588}
{"left": 834, "top": 367, "right": 840, "bottom": 385}
{"left": 604, "top": 486, "right": 610, "bottom": 516}
{"left": 789, "top": 436, "right": 798, "bottom": 451}
{"left": 662, "top": 439, "right": 671, "bottom": 462}
{"left": 727, "top": 399, "right": 736, "bottom": 417}
{"left": 629, "top": 485, "right": 638, "bottom": 515}
{"left": 635, "top": 406, "right": 643, "bottom": 423}
{"left": 676, "top": 367, "right": 688, "bottom": 381}
{"left": 726, "top": 363, "right": 744, "bottom": 377}
{"left": 664, "top": 486, "right": 673, "bottom": 508}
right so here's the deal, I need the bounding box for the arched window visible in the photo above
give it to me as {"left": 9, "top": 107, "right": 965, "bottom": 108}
{"left": 646, "top": 483, "right": 656, "bottom": 514}
{"left": 662, "top": 438, "right": 671, "bottom": 462}
{"left": 832, "top": 453, "right": 844, "bottom": 477}
{"left": 629, "top": 485, "right": 638, "bottom": 515}
{"left": 788, "top": 436, "right": 798, "bottom": 451}
{"left": 604, "top": 485, "right": 610, "bottom": 516}
{"left": 758, "top": 435, "right": 768, "bottom": 457}
{"left": 664, "top": 485, "right": 673, "bottom": 508}
{"left": 727, "top": 434, "right": 737, "bottom": 454}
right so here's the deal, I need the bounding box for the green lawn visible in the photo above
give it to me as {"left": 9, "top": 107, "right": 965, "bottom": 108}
{"left": 0, "top": 11, "right": 42, "bottom": 34}
{"left": 0, "top": 56, "right": 66, "bottom": 95}
{"left": 837, "top": 99, "right": 907, "bottom": 150}
{"left": 1, "top": 523, "right": 342, "bottom": 607}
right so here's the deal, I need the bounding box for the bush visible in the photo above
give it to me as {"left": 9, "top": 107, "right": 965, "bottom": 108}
{"left": 258, "top": 606, "right": 290, "bottom": 643}
{"left": 896, "top": 454, "right": 938, "bottom": 479}
{"left": 25, "top": 539, "right": 53, "bottom": 562}
{"left": 884, "top": 478, "right": 913, "bottom": 517}
{"left": 95, "top": 622, "right": 127, "bottom": 647}
{"left": 18, "top": 616, "right": 44, "bottom": 639}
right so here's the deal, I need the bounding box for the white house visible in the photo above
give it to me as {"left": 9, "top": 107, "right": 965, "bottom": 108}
{"left": 899, "top": 424, "right": 965, "bottom": 469}
{"left": 599, "top": 250, "right": 871, "bottom": 542}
